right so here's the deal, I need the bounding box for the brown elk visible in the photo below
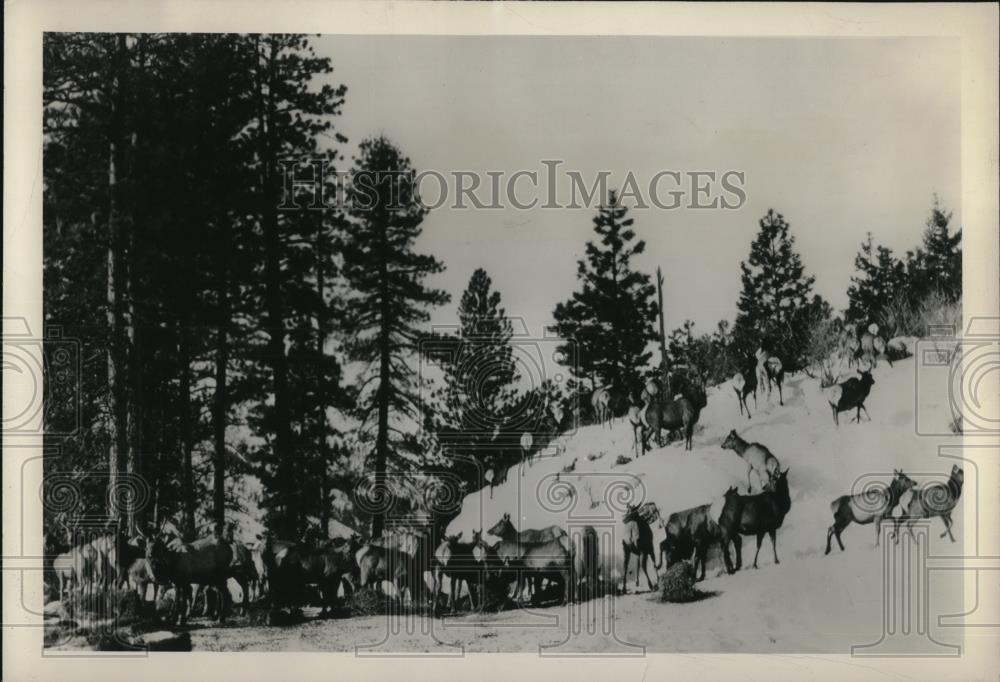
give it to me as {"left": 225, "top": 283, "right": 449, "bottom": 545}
{"left": 825, "top": 469, "right": 915, "bottom": 554}
{"left": 719, "top": 469, "right": 791, "bottom": 571}
{"left": 893, "top": 465, "right": 963, "bottom": 543}
{"left": 621, "top": 504, "right": 660, "bottom": 592}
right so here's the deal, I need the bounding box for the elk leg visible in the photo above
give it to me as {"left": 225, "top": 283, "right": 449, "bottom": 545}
{"left": 752, "top": 533, "right": 764, "bottom": 569}
{"left": 733, "top": 535, "right": 743, "bottom": 571}
{"left": 777, "top": 383, "right": 783, "bottom": 406}
{"left": 621, "top": 548, "right": 630, "bottom": 593}
{"left": 825, "top": 524, "right": 835, "bottom": 555}
{"left": 860, "top": 404, "right": 871, "bottom": 422}
{"left": 641, "top": 553, "right": 655, "bottom": 590}
{"left": 769, "top": 530, "right": 779, "bottom": 565}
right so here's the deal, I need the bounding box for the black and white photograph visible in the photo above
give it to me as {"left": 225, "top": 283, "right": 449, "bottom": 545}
{"left": 4, "top": 2, "right": 999, "bottom": 679}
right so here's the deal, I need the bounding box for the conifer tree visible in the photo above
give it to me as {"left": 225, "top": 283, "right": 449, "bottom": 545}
{"left": 733, "top": 209, "right": 829, "bottom": 367}
{"left": 846, "top": 233, "right": 906, "bottom": 325}
{"left": 905, "top": 198, "right": 962, "bottom": 304}
{"left": 341, "top": 136, "right": 450, "bottom": 539}
{"left": 552, "top": 191, "right": 657, "bottom": 397}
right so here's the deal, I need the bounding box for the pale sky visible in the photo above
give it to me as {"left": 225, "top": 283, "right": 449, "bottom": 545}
{"left": 315, "top": 36, "right": 960, "bottom": 339}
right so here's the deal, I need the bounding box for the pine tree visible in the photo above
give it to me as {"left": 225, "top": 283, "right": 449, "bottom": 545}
{"left": 438, "top": 269, "right": 517, "bottom": 439}
{"left": 905, "top": 198, "right": 962, "bottom": 305}
{"left": 341, "top": 136, "right": 450, "bottom": 539}
{"left": 552, "top": 191, "right": 657, "bottom": 398}
{"left": 846, "top": 233, "right": 906, "bottom": 325}
{"left": 733, "top": 209, "right": 828, "bottom": 367}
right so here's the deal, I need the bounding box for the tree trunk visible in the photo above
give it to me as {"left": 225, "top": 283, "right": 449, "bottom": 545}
{"left": 106, "top": 35, "right": 130, "bottom": 532}
{"left": 372, "top": 222, "right": 391, "bottom": 541}
{"left": 315, "top": 226, "right": 330, "bottom": 536}
{"left": 257, "top": 36, "right": 298, "bottom": 538}
{"left": 178, "top": 318, "right": 196, "bottom": 541}
{"left": 212, "top": 217, "right": 230, "bottom": 536}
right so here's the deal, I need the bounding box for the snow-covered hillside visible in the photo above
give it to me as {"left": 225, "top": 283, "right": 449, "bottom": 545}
{"left": 448, "top": 349, "right": 965, "bottom": 579}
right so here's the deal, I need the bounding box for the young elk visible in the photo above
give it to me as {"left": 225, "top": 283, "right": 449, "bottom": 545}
{"left": 825, "top": 469, "right": 915, "bottom": 554}
{"left": 893, "top": 465, "right": 964, "bottom": 543}
{"left": 825, "top": 368, "right": 875, "bottom": 426}
{"left": 721, "top": 430, "right": 780, "bottom": 493}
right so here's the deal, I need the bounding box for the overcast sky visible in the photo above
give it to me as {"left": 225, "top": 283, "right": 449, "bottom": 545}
{"left": 315, "top": 35, "right": 960, "bottom": 341}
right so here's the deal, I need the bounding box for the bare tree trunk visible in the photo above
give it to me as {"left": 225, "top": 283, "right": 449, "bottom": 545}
{"left": 315, "top": 226, "right": 330, "bottom": 536}
{"left": 178, "top": 318, "right": 196, "bottom": 540}
{"left": 212, "top": 218, "right": 230, "bottom": 536}
{"left": 257, "top": 36, "right": 298, "bottom": 538}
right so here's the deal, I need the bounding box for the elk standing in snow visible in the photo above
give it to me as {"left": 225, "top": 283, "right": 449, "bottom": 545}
{"left": 893, "top": 465, "right": 964, "bottom": 543}
{"left": 825, "top": 469, "right": 915, "bottom": 553}
{"left": 825, "top": 368, "right": 875, "bottom": 426}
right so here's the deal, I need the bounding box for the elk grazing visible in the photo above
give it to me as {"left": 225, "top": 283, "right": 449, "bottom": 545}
{"left": 719, "top": 469, "right": 792, "bottom": 571}
{"left": 893, "top": 465, "right": 964, "bottom": 543}
{"left": 486, "top": 514, "right": 573, "bottom": 605}
{"left": 661, "top": 495, "right": 731, "bottom": 579}
{"left": 731, "top": 359, "right": 758, "bottom": 419}
{"left": 721, "top": 429, "right": 780, "bottom": 493}
{"left": 825, "top": 368, "right": 875, "bottom": 426}
{"left": 644, "top": 396, "right": 700, "bottom": 451}
{"left": 826, "top": 469, "right": 915, "bottom": 553}
{"left": 621, "top": 504, "right": 660, "bottom": 592}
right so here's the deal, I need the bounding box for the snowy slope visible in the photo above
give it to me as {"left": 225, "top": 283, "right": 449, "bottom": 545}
{"left": 448, "top": 351, "right": 964, "bottom": 579}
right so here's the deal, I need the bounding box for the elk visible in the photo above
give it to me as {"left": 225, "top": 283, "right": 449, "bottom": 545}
{"left": 825, "top": 368, "right": 875, "bottom": 426}
{"left": 644, "top": 396, "right": 699, "bottom": 450}
{"left": 434, "top": 532, "right": 483, "bottom": 612}
{"left": 731, "top": 360, "right": 758, "bottom": 419}
{"left": 721, "top": 429, "right": 780, "bottom": 493}
{"left": 486, "top": 514, "right": 573, "bottom": 605}
{"left": 893, "top": 465, "right": 964, "bottom": 543}
{"left": 591, "top": 387, "right": 613, "bottom": 428}
{"left": 756, "top": 347, "right": 785, "bottom": 405}
{"left": 627, "top": 401, "right": 648, "bottom": 456}
{"left": 53, "top": 551, "right": 75, "bottom": 602}
{"left": 661, "top": 495, "right": 730, "bottom": 580}
{"left": 826, "top": 469, "right": 915, "bottom": 553}
{"left": 145, "top": 532, "right": 234, "bottom": 625}
{"left": 719, "top": 469, "right": 792, "bottom": 571}
{"left": 621, "top": 504, "right": 660, "bottom": 592}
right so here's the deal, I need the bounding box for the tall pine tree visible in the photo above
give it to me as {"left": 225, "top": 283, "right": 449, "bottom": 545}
{"left": 733, "top": 209, "right": 829, "bottom": 368}
{"left": 341, "top": 136, "right": 450, "bottom": 539}
{"left": 905, "top": 198, "right": 962, "bottom": 305}
{"left": 552, "top": 191, "right": 657, "bottom": 399}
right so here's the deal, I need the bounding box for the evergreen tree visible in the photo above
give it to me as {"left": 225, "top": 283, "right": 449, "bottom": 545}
{"left": 341, "top": 136, "right": 450, "bottom": 539}
{"left": 905, "top": 198, "right": 962, "bottom": 304}
{"left": 846, "top": 232, "right": 906, "bottom": 325}
{"left": 552, "top": 191, "right": 657, "bottom": 397}
{"left": 733, "top": 209, "right": 829, "bottom": 368}
{"left": 435, "top": 269, "right": 517, "bottom": 442}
